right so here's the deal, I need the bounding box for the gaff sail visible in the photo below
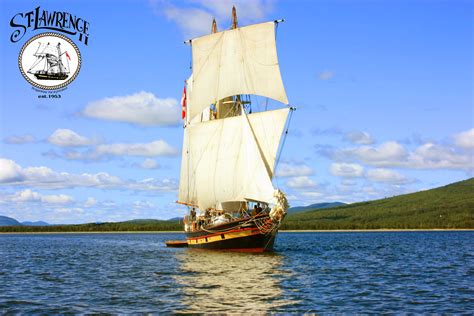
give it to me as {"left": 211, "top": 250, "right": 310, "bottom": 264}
{"left": 178, "top": 108, "right": 290, "bottom": 211}
{"left": 188, "top": 22, "right": 288, "bottom": 121}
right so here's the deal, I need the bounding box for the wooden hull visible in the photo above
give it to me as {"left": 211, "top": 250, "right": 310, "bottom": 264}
{"left": 185, "top": 214, "right": 278, "bottom": 252}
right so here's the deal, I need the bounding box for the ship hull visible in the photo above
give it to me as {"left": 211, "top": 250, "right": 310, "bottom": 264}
{"left": 185, "top": 215, "right": 278, "bottom": 252}
{"left": 34, "top": 73, "right": 68, "bottom": 80}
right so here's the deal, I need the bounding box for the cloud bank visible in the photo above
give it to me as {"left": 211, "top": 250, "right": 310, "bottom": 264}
{"left": 83, "top": 91, "right": 180, "bottom": 126}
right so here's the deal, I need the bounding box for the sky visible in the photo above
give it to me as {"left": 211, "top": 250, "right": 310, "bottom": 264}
{"left": 0, "top": 0, "right": 472, "bottom": 224}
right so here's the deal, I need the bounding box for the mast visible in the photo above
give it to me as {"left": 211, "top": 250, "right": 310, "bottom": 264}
{"left": 231, "top": 6, "right": 241, "bottom": 116}
{"left": 211, "top": 18, "right": 217, "bottom": 34}
{"left": 57, "top": 43, "right": 63, "bottom": 74}
{"left": 232, "top": 6, "right": 238, "bottom": 29}
{"left": 178, "top": 8, "right": 291, "bottom": 211}
{"left": 216, "top": 7, "right": 240, "bottom": 119}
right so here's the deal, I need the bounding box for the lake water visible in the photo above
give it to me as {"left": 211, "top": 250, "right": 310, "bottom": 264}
{"left": 0, "top": 232, "right": 473, "bottom": 313}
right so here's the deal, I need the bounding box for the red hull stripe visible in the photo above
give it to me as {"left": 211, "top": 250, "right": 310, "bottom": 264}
{"left": 190, "top": 248, "right": 266, "bottom": 253}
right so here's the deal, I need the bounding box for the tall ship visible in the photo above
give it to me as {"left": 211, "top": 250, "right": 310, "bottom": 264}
{"left": 177, "top": 7, "right": 293, "bottom": 252}
{"left": 28, "top": 42, "right": 70, "bottom": 80}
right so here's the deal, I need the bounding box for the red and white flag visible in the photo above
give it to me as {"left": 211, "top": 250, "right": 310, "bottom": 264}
{"left": 181, "top": 86, "right": 187, "bottom": 120}
{"left": 65, "top": 51, "right": 71, "bottom": 61}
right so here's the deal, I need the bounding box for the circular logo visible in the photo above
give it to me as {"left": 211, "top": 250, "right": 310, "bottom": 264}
{"left": 18, "top": 32, "right": 81, "bottom": 90}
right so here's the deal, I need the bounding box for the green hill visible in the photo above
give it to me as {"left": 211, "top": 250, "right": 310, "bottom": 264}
{"left": 288, "top": 202, "right": 346, "bottom": 214}
{"left": 281, "top": 178, "right": 474, "bottom": 230}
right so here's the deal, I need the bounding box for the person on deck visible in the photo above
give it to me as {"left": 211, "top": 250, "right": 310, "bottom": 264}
{"left": 252, "top": 205, "right": 258, "bottom": 216}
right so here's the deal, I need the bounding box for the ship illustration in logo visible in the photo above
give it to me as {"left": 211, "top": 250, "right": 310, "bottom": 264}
{"left": 19, "top": 32, "right": 81, "bottom": 90}
{"left": 27, "top": 42, "right": 71, "bottom": 81}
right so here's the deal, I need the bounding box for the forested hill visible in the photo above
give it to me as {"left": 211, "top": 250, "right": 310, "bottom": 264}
{"left": 281, "top": 178, "right": 474, "bottom": 230}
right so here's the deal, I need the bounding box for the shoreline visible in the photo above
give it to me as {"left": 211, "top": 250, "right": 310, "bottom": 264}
{"left": 0, "top": 228, "right": 473, "bottom": 235}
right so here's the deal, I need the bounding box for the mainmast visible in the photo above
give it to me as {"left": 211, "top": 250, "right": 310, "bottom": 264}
{"left": 211, "top": 18, "right": 217, "bottom": 34}
{"left": 56, "top": 43, "right": 64, "bottom": 74}
{"left": 216, "top": 6, "right": 241, "bottom": 119}
{"left": 232, "top": 6, "right": 238, "bottom": 29}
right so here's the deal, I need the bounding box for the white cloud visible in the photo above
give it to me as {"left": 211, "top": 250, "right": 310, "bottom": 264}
{"left": 286, "top": 176, "right": 317, "bottom": 189}
{"left": 408, "top": 143, "right": 473, "bottom": 170}
{"left": 366, "top": 168, "right": 412, "bottom": 185}
{"left": 317, "top": 71, "right": 335, "bottom": 80}
{"left": 0, "top": 159, "right": 24, "bottom": 182}
{"left": 132, "top": 200, "right": 155, "bottom": 210}
{"left": 300, "top": 191, "right": 323, "bottom": 198}
{"left": 139, "top": 158, "right": 160, "bottom": 169}
{"left": 96, "top": 140, "right": 178, "bottom": 157}
{"left": 41, "top": 194, "right": 74, "bottom": 204}
{"left": 163, "top": 6, "right": 214, "bottom": 39}
{"left": 84, "top": 197, "right": 97, "bottom": 207}
{"left": 196, "top": 0, "right": 271, "bottom": 22}
{"left": 153, "top": 0, "right": 274, "bottom": 38}
{"left": 83, "top": 91, "right": 180, "bottom": 126}
{"left": 343, "top": 131, "right": 374, "bottom": 145}
{"left": 330, "top": 163, "right": 364, "bottom": 178}
{"left": 276, "top": 162, "right": 313, "bottom": 177}
{"left": 48, "top": 129, "right": 95, "bottom": 147}
{"left": 329, "top": 132, "right": 473, "bottom": 171}
{"left": 0, "top": 158, "right": 178, "bottom": 192}
{"left": 128, "top": 178, "right": 178, "bottom": 192}
{"left": 344, "top": 141, "right": 408, "bottom": 164}
{"left": 3, "top": 134, "right": 35, "bottom": 144}
{"left": 11, "top": 189, "right": 73, "bottom": 204}
{"left": 45, "top": 140, "right": 178, "bottom": 161}
{"left": 11, "top": 189, "right": 41, "bottom": 202}
{"left": 454, "top": 128, "right": 474, "bottom": 149}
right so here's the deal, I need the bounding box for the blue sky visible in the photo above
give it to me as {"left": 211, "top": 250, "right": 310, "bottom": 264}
{"left": 0, "top": 0, "right": 472, "bottom": 224}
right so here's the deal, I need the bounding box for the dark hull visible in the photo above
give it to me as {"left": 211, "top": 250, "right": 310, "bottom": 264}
{"left": 34, "top": 73, "right": 68, "bottom": 80}
{"left": 185, "top": 214, "right": 278, "bottom": 252}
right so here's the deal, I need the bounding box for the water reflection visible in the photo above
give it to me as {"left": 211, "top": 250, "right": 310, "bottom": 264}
{"left": 173, "top": 250, "right": 296, "bottom": 313}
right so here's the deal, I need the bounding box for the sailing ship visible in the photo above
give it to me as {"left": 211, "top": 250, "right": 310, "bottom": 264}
{"left": 28, "top": 42, "right": 70, "bottom": 80}
{"left": 177, "top": 7, "right": 293, "bottom": 252}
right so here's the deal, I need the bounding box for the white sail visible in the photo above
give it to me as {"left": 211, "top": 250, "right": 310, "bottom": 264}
{"left": 188, "top": 22, "right": 288, "bottom": 121}
{"left": 178, "top": 108, "right": 289, "bottom": 210}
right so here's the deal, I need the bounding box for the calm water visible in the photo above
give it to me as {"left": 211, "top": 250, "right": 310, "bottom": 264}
{"left": 0, "top": 232, "right": 473, "bottom": 313}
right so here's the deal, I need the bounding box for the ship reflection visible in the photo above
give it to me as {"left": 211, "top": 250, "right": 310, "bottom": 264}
{"left": 173, "top": 250, "right": 296, "bottom": 313}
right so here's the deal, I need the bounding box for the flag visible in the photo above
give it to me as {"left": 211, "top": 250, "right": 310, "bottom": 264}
{"left": 181, "top": 86, "right": 187, "bottom": 120}
{"left": 65, "top": 51, "right": 71, "bottom": 61}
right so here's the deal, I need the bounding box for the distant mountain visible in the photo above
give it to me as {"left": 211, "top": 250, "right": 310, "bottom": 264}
{"left": 0, "top": 215, "right": 22, "bottom": 226}
{"left": 122, "top": 219, "right": 169, "bottom": 224}
{"left": 168, "top": 217, "right": 183, "bottom": 221}
{"left": 288, "top": 202, "right": 346, "bottom": 214}
{"left": 21, "top": 221, "right": 50, "bottom": 226}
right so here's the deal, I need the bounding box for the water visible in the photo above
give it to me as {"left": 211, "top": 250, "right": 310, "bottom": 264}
{"left": 0, "top": 232, "right": 473, "bottom": 313}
